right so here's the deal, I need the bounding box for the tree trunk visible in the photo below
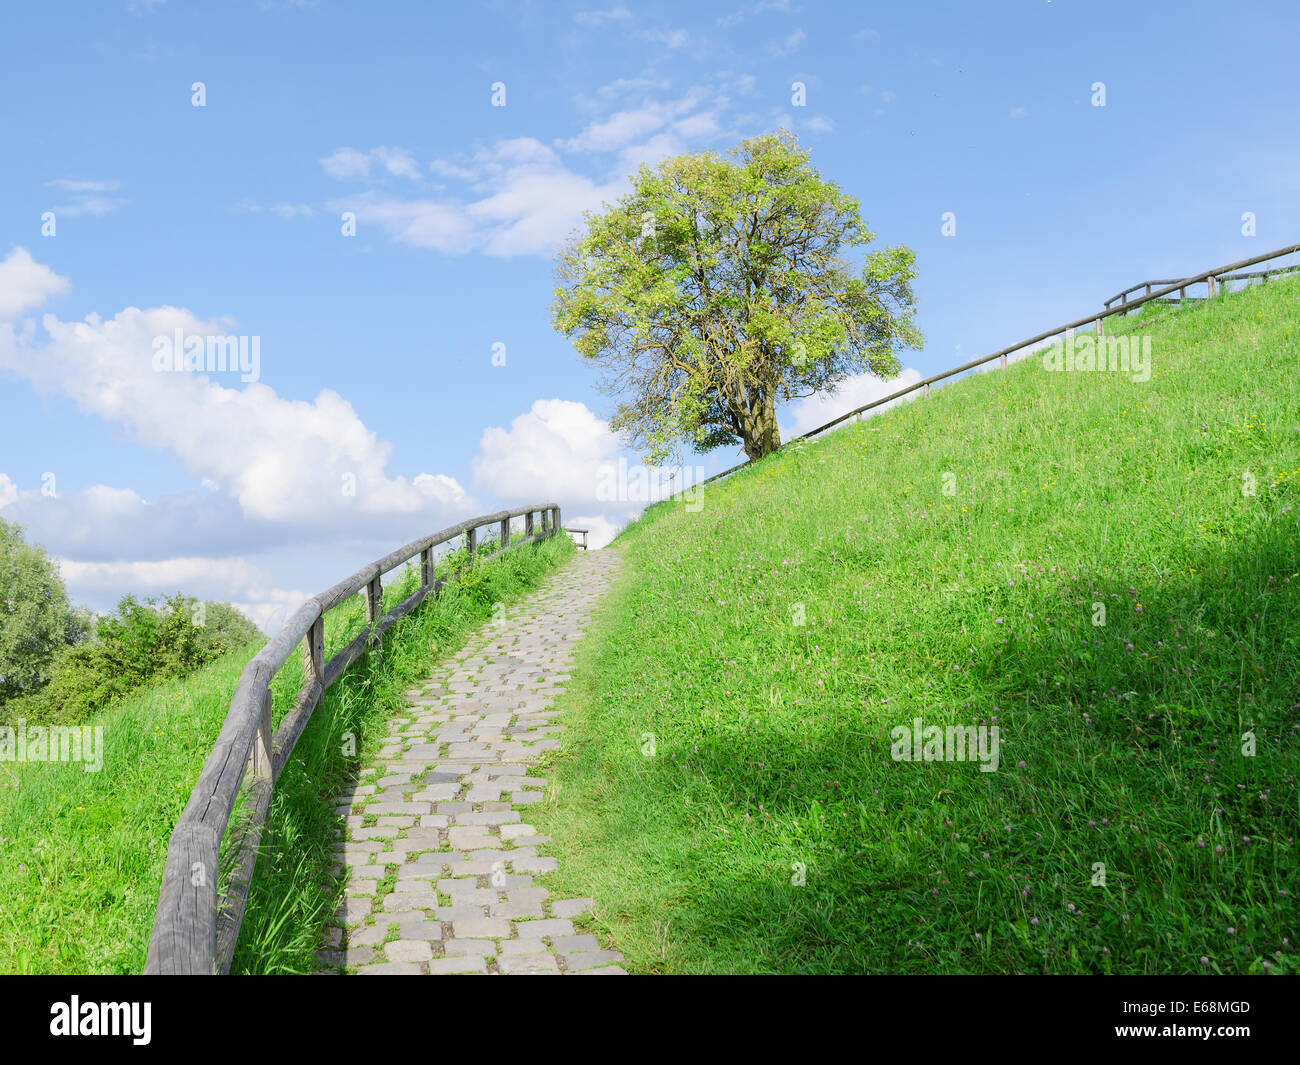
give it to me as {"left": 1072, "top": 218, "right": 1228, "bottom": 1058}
{"left": 740, "top": 390, "right": 781, "bottom": 460}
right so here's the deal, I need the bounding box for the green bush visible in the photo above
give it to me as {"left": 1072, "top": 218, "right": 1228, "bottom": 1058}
{"left": 0, "top": 517, "right": 88, "bottom": 703}
{"left": 7, "top": 594, "right": 263, "bottom": 725}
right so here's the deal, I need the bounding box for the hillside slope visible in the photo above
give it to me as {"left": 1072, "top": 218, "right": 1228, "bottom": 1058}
{"left": 535, "top": 276, "right": 1300, "bottom": 974}
{"left": 0, "top": 535, "right": 572, "bottom": 973}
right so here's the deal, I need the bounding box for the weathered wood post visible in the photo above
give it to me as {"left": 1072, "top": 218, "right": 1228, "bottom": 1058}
{"left": 365, "top": 574, "right": 383, "bottom": 651}
{"left": 525, "top": 511, "right": 534, "bottom": 539}
{"left": 923, "top": 382, "right": 931, "bottom": 398}
{"left": 303, "top": 616, "right": 324, "bottom": 691}
{"left": 420, "top": 547, "right": 433, "bottom": 589}
{"left": 1096, "top": 317, "right": 1104, "bottom": 337}
{"left": 1206, "top": 274, "right": 1217, "bottom": 299}
{"left": 1000, "top": 352, "right": 1008, "bottom": 369}
{"left": 499, "top": 516, "right": 510, "bottom": 550}
{"left": 249, "top": 688, "right": 273, "bottom": 781}
{"left": 466, "top": 524, "right": 477, "bottom": 559}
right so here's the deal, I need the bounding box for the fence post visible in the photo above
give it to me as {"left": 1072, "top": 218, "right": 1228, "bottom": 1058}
{"left": 420, "top": 547, "right": 433, "bottom": 589}
{"left": 466, "top": 525, "right": 477, "bottom": 559}
{"left": 302, "top": 616, "right": 324, "bottom": 688}
{"left": 365, "top": 574, "right": 383, "bottom": 641}
{"left": 1095, "top": 317, "right": 1104, "bottom": 337}
{"left": 248, "top": 688, "right": 273, "bottom": 781}
{"left": 1000, "top": 352, "right": 1008, "bottom": 369}
{"left": 923, "top": 382, "right": 931, "bottom": 398}
{"left": 499, "top": 517, "right": 510, "bottom": 550}
{"left": 1120, "top": 292, "right": 1127, "bottom": 315}
{"left": 1207, "top": 274, "right": 1217, "bottom": 299}
{"left": 525, "top": 511, "right": 534, "bottom": 539}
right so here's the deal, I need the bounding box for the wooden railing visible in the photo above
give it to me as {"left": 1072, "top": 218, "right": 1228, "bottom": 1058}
{"left": 1104, "top": 260, "right": 1300, "bottom": 311}
{"left": 693, "top": 242, "right": 1300, "bottom": 491}
{"left": 145, "top": 503, "right": 561, "bottom": 974}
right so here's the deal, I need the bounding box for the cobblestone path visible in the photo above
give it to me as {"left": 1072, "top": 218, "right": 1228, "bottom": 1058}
{"left": 319, "top": 548, "right": 624, "bottom": 975}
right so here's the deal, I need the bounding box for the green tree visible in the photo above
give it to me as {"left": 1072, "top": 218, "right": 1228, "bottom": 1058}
{"left": 12, "top": 594, "right": 263, "bottom": 724}
{"left": 0, "top": 517, "right": 87, "bottom": 703}
{"left": 553, "top": 130, "right": 922, "bottom": 462}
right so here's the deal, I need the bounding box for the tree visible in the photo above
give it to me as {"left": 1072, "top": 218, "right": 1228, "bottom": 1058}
{"left": 552, "top": 130, "right": 922, "bottom": 463}
{"left": 0, "top": 517, "right": 87, "bottom": 703}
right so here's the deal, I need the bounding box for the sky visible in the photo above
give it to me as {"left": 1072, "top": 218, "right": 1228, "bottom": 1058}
{"left": 2, "top": 0, "right": 1298, "bottom": 630}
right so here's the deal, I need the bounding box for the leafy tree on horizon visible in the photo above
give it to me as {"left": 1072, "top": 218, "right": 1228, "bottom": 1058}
{"left": 552, "top": 130, "right": 922, "bottom": 463}
{"left": 0, "top": 517, "right": 88, "bottom": 703}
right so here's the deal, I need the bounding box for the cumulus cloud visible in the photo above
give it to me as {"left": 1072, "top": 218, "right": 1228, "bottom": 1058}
{"left": 0, "top": 247, "right": 69, "bottom": 319}
{"left": 0, "top": 251, "right": 475, "bottom": 545}
{"left": 0, "top": 473, "right": 17, "bottom": 509}
{"left": 56, "top": 556, "right": 309, "bottom": 632}
{"left": 781, "top": 367, "right": 924, "bottom": 438}
{"left": 473, "top": 399, "right": 621, "bottom": 502}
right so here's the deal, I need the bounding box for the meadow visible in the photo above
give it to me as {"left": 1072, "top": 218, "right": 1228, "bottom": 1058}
{"left": 533, "top": 276, "right": 1300, "bottom": 974}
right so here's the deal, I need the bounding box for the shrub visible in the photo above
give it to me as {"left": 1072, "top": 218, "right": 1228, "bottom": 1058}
{"left": 8, "top": 594, "right": 263, "bottom": 725}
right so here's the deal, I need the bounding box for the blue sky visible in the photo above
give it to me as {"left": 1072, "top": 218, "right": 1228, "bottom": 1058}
{"left": 2, "top": 0, "right": 1298, "bottom": 628}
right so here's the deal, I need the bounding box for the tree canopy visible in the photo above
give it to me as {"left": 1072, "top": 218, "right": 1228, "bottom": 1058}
{"left": 0, "top": 517, "right": 87, "bottom": 703}
{"left": 553, "top": 130, "right": 922, "bottom": 463}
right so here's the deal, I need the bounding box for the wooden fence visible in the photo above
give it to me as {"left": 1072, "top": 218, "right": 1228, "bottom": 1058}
{"left": 694, "top": 241, "right": 1300, "bottom": 491}
{"left": 145, "top": 503, "right": 561, "bottom": 974}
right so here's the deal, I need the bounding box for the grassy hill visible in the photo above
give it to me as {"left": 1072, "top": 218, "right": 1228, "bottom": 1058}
{"left": 535, "top": 276, "right": 1300, "bottom": 974}
{"left": 0, "top": 535, "right": 571, "bottom": 973}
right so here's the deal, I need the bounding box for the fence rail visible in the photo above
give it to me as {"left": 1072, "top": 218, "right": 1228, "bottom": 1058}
{"left": 145, "top": 502, "right": 561, "bottom": 974}
{"left": 695, "top": 242, "right": 1300, "bottom": 490}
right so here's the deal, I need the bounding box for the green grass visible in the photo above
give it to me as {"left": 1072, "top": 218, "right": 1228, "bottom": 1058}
{"left": 0, "top": 532, "right": 572, "bottom": 974}
{"left": 534, "top": 277, "right": 1300, "bottom": 974}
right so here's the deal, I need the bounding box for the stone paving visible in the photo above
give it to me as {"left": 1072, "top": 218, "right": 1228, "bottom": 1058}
{"left": 318, "top": 547, "right": 625, "bottom": 975}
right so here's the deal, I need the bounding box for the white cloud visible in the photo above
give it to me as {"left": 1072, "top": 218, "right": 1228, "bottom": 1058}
{"left": 1010, "top": 106, "right": 1027, "bottom": 119}
{"left": 718, "top": 0, "right": 796, "bottom": 28}
{"left": 781, "top": 367, "right": 924, "bottom": 438}
{"left": 562, "top": 513, "right": 626, "bottom": 550}
{"left": 473, "top": 399, "right": 620, "bottom": 503}
{"left": 769, "top": 28, "right": 806, "bottom": 56}
{"left": 0, "top": 473, "right": 17, "bottom": 509}
{"left": 559, "top": 86, "right": 712, "bottom": 153}
{"left": 336, "top": 139, "right": 627, "bottom": 257}
{"left": 0, "top": 256, "right": 474, "bottom": 536}
{"left": 639, "top": 27, "right": 692, "bottom": 49}
{"left": 321, "top": 146, "right": 421, "bottom": 181}
{"left": 236, "top": 199, "right": 315, "bottom": 220}
{"left": 56, "top": 556, "right": 308, "bottom": 633}
{"left": 46, "top": 179, "right": 127, "bottom": 218}
{"left": 0, "top": 247, "right": 70, "bottom": 319}
{"left": 805, "top": 114, "right": 835, "bottom": 134}
{"left": 574, "top": 7, "right": 632, "bottom": 26}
